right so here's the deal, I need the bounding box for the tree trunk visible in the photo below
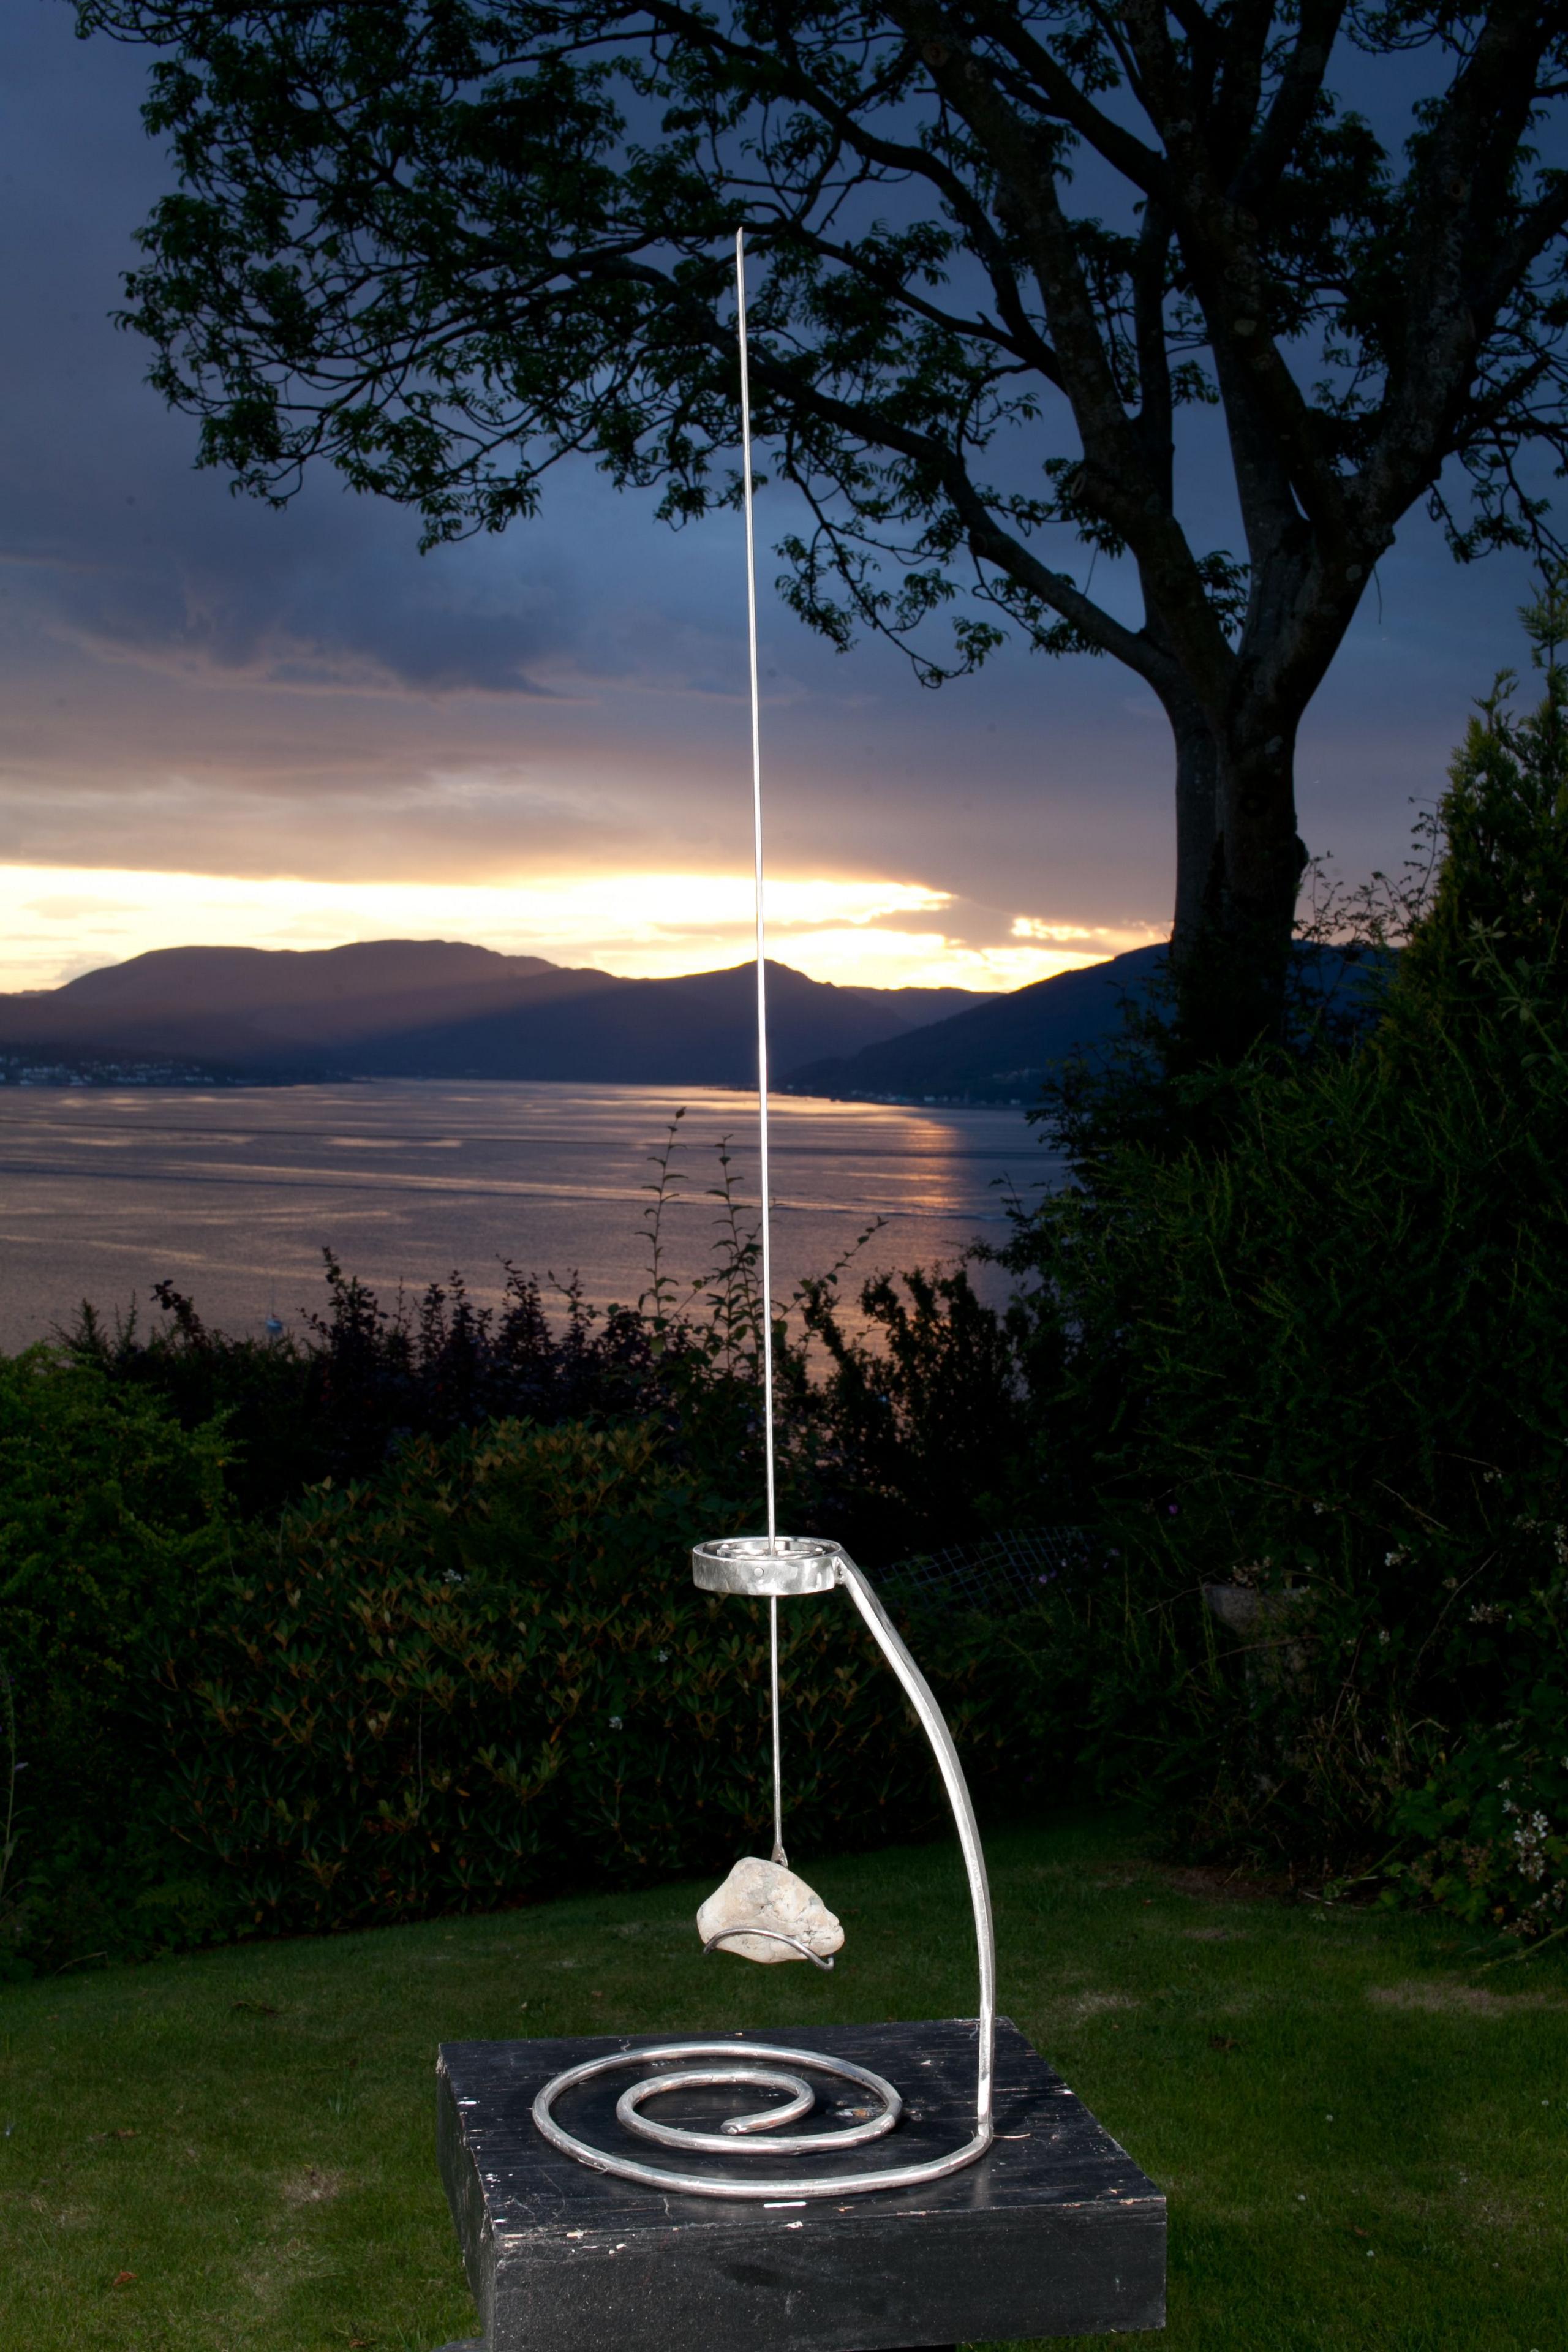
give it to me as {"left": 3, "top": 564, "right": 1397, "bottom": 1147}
{"left": 1170, "top": 709, "right": 1221, "bottom": 957}
{"left": 1167, "top": 709, "right": 1308, "bottom": 1066}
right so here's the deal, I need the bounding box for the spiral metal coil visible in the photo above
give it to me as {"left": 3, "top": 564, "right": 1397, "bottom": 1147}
{"left": 531, "top": 2037, "right": 989, "bottom": 2201}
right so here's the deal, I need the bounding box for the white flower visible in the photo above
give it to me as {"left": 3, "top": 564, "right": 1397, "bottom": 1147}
{"left": 1512, "top": 1810, "right": 1551, "bottom": 1882}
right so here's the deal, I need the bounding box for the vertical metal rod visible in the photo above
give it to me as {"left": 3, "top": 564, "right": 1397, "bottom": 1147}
{"left": 769, "top": 1593, "right": 786, "bottom": 1867}
{"left": 737, "top": 230, "right": 785, "bottom": 1864}
{"left": 735, "top": 228, "right": 776, "bottom": 1553}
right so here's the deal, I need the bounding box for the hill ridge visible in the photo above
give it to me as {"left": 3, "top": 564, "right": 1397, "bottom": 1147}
{"left": 0, "top": 937, "right": 990, "bottom": 1089}
{"left": 783, "top": 945, "right": 1166, "bottom": 1104}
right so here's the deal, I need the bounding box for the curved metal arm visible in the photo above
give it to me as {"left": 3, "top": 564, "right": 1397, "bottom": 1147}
{"left": 832, "top": 1552, "right": 995, "bottom": 2141}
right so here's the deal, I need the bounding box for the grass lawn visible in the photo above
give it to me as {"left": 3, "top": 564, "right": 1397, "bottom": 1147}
{"left": 1, "top": 1812, "right": 1564, "bottom": 2351}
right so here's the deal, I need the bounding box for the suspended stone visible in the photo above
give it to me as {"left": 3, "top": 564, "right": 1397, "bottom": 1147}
{"left": 696, "top": 1857, "right": 845, "bottom": 1966}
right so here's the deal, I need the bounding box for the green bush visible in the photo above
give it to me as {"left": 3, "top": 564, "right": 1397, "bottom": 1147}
{"left": 59, "top": 1257, "right": 662, "bottom": 1518}
{"left": 0, "top": 1352, "right": 232, "bottom": 1971}
{"left": 1385, "top": 1639, "right": 1568, "bottom": 1939}
{"left": 151, "top": 1415, "right": 1039, "bottom": 1936}
{"left": 1004, "top": 650, "right": 1568, "bottom": 1933}
{"left": 791, "top": 1264, "right": 1042, "bottom": 1550}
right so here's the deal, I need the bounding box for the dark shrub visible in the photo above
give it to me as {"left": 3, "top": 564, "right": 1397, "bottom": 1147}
{"left": 60, "top": 1257, "right": 658, "bottom": 1517}
{"left": 0, "top": 1352, "right": 231, "bottom": 1970}
{"left": 153, "top": 1416, "right": 1038, "bottom": 1934}
{"left": 1002, "top": 652, "right": 1568, "bottom": 1929}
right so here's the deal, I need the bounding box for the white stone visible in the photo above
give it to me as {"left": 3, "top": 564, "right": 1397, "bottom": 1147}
{"left": 696, "top": 1858, "right": 845, "bottom": 1964}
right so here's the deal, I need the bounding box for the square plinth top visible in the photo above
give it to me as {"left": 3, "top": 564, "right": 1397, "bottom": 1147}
{"left": 437, "top": 2018, "right": 1164, "bottom": 2352}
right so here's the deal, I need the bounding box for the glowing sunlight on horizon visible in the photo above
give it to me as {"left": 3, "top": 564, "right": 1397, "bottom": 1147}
{"left": 0, "top": 862, "right": 1164, "bottom": 998}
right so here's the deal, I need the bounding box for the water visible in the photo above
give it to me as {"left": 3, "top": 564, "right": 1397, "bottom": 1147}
{"left": 0, "top": 1081, "right": 1058, "bottom": 1353}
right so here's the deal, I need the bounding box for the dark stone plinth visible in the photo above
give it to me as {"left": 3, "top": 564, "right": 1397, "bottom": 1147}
{"left": 437, "top": 2018, "right": 1164, "bottom": 2351}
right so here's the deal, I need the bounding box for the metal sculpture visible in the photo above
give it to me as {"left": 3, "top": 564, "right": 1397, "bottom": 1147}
{"left": 532, "top": 236, "right": 995, "bottom": 2203}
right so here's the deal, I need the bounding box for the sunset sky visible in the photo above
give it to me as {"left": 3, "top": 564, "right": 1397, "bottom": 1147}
{"left": 0, "top": 3, "right": 1548, "bottom": 1000}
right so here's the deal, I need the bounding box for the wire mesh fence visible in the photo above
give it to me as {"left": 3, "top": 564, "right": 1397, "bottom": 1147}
{"left": 877, "top": 1526, "right": 1089, "bottom": 1614}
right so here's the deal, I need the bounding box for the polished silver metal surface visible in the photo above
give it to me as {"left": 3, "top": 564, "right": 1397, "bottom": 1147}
{"left": 612, "top": 2057, "right": 899, "bottom": 2154}
{"left": 691, "top": 1534, "right": 840, "bottom": 1597}
{"left": 701, "top": 1926, "right": 835, "bottom": 1970}
{"left": 527, "top": 2037, "right": 1001, "bottom": 2201}
{"left": 834, "top": 1547, "right": 997, "bottom": 2145}
{"left": 534, "top": 1541, "right": 997, "bottom": 2199}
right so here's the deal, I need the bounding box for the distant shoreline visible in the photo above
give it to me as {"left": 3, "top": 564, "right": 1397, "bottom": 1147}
{"left": 0, "top": 1060, "right": 1031, "bottom": 1107}
{"left": 1, "top": 1055, "right": 311, "bottom": 1090}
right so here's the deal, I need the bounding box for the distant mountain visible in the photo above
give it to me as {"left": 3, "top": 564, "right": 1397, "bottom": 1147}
{"left": 839, "top": 981, "right": 992, "bottom": 1031}
{"left": 0, "top": 938, "right": 987, "bottom": 1088}
{"left": 48, "top": 939, "right": 614, "bottom": 1061}
{"left": 782, "top": 945, "right": 1168, "bottom": 1104}
{"left": 344, "top": 959, "right": 986, "bottom": 1084}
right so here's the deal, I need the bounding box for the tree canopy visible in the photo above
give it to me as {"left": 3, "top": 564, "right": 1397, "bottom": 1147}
{"left": 78, "top": 0, "right": 1568, "bottom": 1054}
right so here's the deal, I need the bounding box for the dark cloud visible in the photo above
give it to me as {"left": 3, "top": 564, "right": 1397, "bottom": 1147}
{"left": 0, "top": 11, "right": 595, "bottom": 701}
{"left": 0, "top": 0, "right": 1551, "bottom": 944}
